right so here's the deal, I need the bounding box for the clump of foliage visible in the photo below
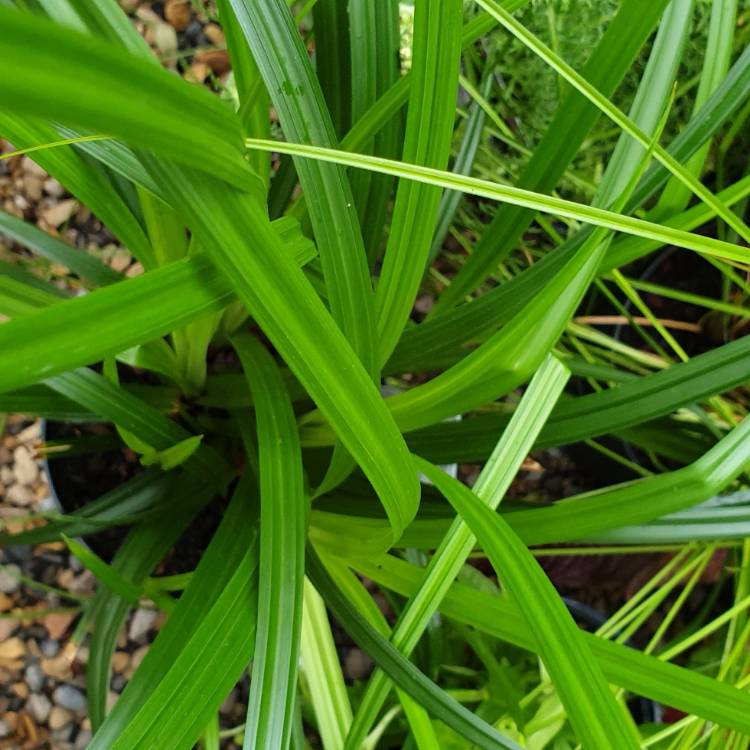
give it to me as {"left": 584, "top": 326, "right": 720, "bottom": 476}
{"left": 1, "top": 0, "right": 750, "bottom": 748}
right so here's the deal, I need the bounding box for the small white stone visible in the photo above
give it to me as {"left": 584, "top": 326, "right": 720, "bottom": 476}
{"left": 27, "top": 692, "right": 52, "bottom": 723}
{"left": 127, "top": 608, "right": 158, "bottom": 642}
{"left": 6, "top": 483, "right": 36, "bottom": 507}
{"left": 13, "top": 445, "right": 39, "bottom": 485}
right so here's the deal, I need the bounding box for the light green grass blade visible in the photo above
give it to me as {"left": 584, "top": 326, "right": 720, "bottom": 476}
{"left": 594, "top": 0, "right": 694, "bottom": 207}
{"left": 307, "top": 548, "right": 523, "bottom": 750}
{"left": 373, "top": 0, "right": 463, "bottom": 364}
{"left": 300, "top": 578, "right": 353, "bottom": 750}
{"left": 387, "top": 170, "right": 750, "bottom": 377}
{"left": 245, "top": 140, "right": 750, "bottom": 265}
{"left": 233, "top": 334, "right": 306, "bottom": 750}
{"left": 345, "top": 355, "right": 569, "bottom": 747}
{"left": 415, "top": 457, "right": 639, "bottom": 748}
{"left": 630, "top": 42, "right": 750, "bottom": 207}
{"left": 357, "top": 554, "right": 750, "bottom": 736}
{"left": 505, "top": 415, "right": 750, "bottom": 544}
{"left": 654, "top": 0, "right": 738, "bottom": 215}
{"left": 320, "top": 556, "right": 440, "bottom": 750}
{"left": 431, "top": 0, "right": 669, "bottom": 313}
{"left": 477, "top": 0, "right": 750, "bottom": 247}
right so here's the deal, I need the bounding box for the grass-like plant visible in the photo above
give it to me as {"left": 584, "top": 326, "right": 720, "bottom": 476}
{"left": 1, "top": 0, "right": 750, "bottom": 747}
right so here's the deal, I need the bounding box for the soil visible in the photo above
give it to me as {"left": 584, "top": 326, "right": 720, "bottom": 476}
{"left": 44, "top": 421, "right": 227, "bottom": 574}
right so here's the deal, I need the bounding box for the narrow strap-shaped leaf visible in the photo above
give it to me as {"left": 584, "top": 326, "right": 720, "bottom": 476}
{"left": 504, "top": 415, "right": 750, "bottom": 545}
{"left": 88, "top": 475, "right": 260, "bottom": 750}
{"left": 0, "top": 216, "right": 315, "bottom": 396}
{"left": 245, "top": 140, "right": 750, "bottom": 265}
{"left": 233, "top": 333, "right": 306, "bottom": 750}
{"left": 348, "top": 0, "right": 401, "bottom": 265}
{"left": 139, "top": 158, "right": 419, "bottom": 540}
{"left": 0, "top": 208, "right": 122, "bottom": 286}
{"left": 306, "top": 547, "right": 523, "bottom": 750}
{"left": 402, "top": 318, "right": 750, "bottom": 464}
{"left": 428, "top": 67, "right": 492, "bottom": 265}
{"left": 387, "top": 175, "right": 750, "bottom": 377}
{"left": 0, "top": 275, "right": 64, "bottom": 315}
{"left": 357, "top": 553, "right": 750, "bottom": 736}
{"left": 300, "top": 578, "right": 353, "bottom": 750}
{"left": 86, "top": 472, "right": 214, "bottom": 728}
{"left": 627, "top": 42, "right": 750, "bottom": 210}
{"left": 593, "top": 0, "right": 694, "bottom": 207}
{"left": 338, "top": 3, "right": 527, "bottom": 155}
{"left": 477, "top": 0, "right": 750, "bottom": 248}
{"left": 215, "top": 0, "right": 271, "bottom": 183}
{"left": 313, "top": 0, "right": 351, "bottom": 137}
{"left": 430, "top": 0, "right": 669, "bottom": 314}
{"left": 0, "top": 112, "right": 154, "bottom": 266}
{"left": 227, "top": 0, "right": 377, "bottom": 374}
{"left": 321, "top": 555, "right": 441, "bottom": 750}
{"left": 415, "top": 457, "right": 639, "bottom": 749}
{"left": 0, "top": 6, "right": 261, "bottom": 193}
{"left": 0, "top": 469, "right": 172, "bottom": 546}
{"left": 653, "top": 0, "right": 738, "bottom": 215}
{"left": 374, "top": 0, "right": 463, "bottom": 364}
{"left": 346, "top": 355, "right": 569, "bottom": 747}
{"left": 44, "top": 369, "right": 230, "bottom": 481}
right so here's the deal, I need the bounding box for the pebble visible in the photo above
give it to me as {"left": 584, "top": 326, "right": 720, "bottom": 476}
{"left": 0, "top": 638, "right": 23, "bottom": 661}
{"left": 48, "top": 706, "right": 73, "bottom": 730}
{"left": 12, "top": 446, "right": 38, "bottom": 485}
{"left": 43, "top": 178, "right": 64, "bottom": 198}
{"left": 40, "top": 639, "right": 60, "bottom": 658}
{"left": 41, "top": 655, "right": 72, "bottom": 681}
{"left": 111, "top": 651, "right": 129, "bottom": 674}
{"left": 0, "top": 614, "right": 18, "bottom": 639}
{"left": 24, "top": 663, "right": 45, "bottom": 692}
{"left": 128, "top": 608, "right": 158, "bottom": 642}
{"left": 6, "top": 483, "right": 36, "bottom": 507}
{"left": 11, "top": 683, "right": 28, "bottom": 700}
{"left": 0, "top": 565, "right": 20, "bottom": 594}
{"left": 0, "top": 719, "right": 9, "bottom": 738}
{"left": 44, "top": 612, "right": 75, "bottom": 640}
{"left": 165, "top": 0, "right": 191, "bottom": 30}
{"left": 21, "top": 156, "right": 46, "bottom": 179}
{"left": 26, "top": 692, "right": 51, "bottom": 723}
{"left": 15, "top": 422, "right": 40, "bottom": 443}
{"left": 75, "top": 729, "right": 92, "bottom": 749}
{"left": 53, "top": 685, "right": 86, "bottom": 714}
{"left": 40, "top": 198, "right": 77, "bottom": 228}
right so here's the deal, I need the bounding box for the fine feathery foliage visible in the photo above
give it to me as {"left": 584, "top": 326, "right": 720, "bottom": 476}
{"left": 1, "top": 0, "right": 750, "bottom": 748}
